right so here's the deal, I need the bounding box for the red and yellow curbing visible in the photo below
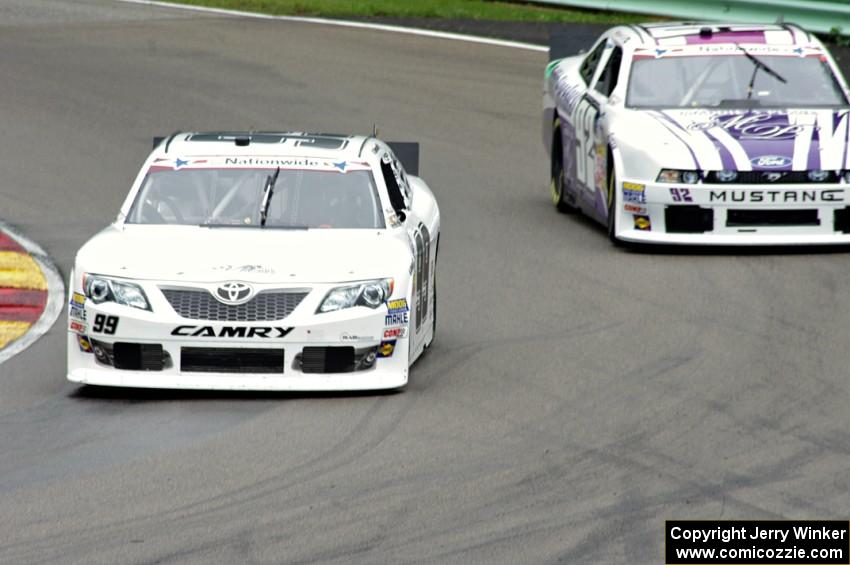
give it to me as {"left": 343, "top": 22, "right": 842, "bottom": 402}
{"left": 0, "top": 230, "right": 48, "bottom": 350}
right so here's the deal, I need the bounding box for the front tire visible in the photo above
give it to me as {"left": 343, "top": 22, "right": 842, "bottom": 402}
{"left": 551, "top": 117, "right": 576, "bottom": 214}
{"left": 607, "top": 167, "right": 623, "bottom": 246}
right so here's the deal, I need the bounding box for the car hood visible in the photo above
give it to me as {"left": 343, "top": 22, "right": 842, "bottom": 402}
{"left": 76, "top": 225, "right": 411, "bottom": 283}
{"left": 616, "top": 108, "right": 850, "bottom": 172}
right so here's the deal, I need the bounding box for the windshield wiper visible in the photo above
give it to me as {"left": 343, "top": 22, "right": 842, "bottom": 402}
{"left": 736, "top": 44, "right": 787, "bottom": 99}
{"left": 259, "top": 166, "right": 280, "bottom": 227}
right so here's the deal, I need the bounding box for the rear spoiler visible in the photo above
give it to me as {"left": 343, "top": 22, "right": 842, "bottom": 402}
{"left": 387, "top": 141, "right": 419, "bottom": 176}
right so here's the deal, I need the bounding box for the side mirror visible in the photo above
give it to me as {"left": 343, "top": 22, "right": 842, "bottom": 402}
{"left": 396, "top": 210, "right": 407, "bottom": 223}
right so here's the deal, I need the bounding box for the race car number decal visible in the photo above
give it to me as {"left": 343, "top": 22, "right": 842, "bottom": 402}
{"left": 92, "top": 314, "right": 119, "bottom": 335}
{"left": 670, "top": 188, "right": 693, "bottom": 202}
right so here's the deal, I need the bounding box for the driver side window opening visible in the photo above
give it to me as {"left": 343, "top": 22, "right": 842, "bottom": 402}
{"left": 380, "top": 154, "right": 406, "bottom": 213}
{"left": 595, "top": 46, "right": 623, "bottom": 97}
{"left": 579, "top": 40, "right": 607, "bottom": 85}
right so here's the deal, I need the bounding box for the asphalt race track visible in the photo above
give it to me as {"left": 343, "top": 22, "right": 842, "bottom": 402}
{"left": 3, "top": 2, "right": 850, "bottom": 563}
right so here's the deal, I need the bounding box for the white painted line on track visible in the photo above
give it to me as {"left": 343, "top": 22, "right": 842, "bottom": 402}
{"left": 0, "top": 221, "right": 65, "bottom": 365}
{"left": 117, "top": 0, "right": 549, "bottom": 52}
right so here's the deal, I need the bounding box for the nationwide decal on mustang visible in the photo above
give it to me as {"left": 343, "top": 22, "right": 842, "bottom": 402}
{"left": 67, "top": 131, "right": 440, "bottom": 391}
{"left": 543, "top": 22, "right": 850, "bottom": 245}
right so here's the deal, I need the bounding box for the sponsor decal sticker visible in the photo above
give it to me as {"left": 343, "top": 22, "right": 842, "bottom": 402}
{"left": 378, "top": 340, "right": 396, "bottom": 358}
{"left": 387, "top": 298, "right": 409, "bottom": 314}
{"left": 385, "top": 312, "right": 409, "bottom": 326}
{"left": 77, "top": 335, "right": 92, "bottom": 353}
{"left": 623, "top": 181, "right": 646, "bottom": 204}
{"left": 69, "top": 305, "right": 86, "bottom": 322}
{"left": 70, "top": 292, "right": 85, "bottom": 307}
{"left": 634, "top": 215, "right": 652, "bottom": 231}
{"left": 383, "top": 327, "right": 408, "bottom": 339}
{"left": 224, "top": 157, "right": 320, "bottom": 167}
{"left": 623, "top": 204, "right": 647, "bottom": 214}
{"left": 341, "top": 333, "right": 376, "bottom": 342}
{"left": 69, "top": 321, "right": 85, "bottom": 333}
{"left": 212, "top": 264, "right": 275, "bottom": 275}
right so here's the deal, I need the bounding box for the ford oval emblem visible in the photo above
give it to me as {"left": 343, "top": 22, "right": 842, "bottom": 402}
{"left": 750, "top": 155, "right": 792, "bottom": 169}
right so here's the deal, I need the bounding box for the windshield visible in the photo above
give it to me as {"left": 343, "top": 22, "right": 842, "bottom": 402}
{"left": 126, "top": 167, "right": 386, "bottom": 229}
{"left": 627, "top": 55, "right": 847, "bottom": 109}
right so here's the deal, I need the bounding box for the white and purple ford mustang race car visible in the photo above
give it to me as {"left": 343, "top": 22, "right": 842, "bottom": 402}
{"left": 67, "top": 132, "right": 439, "bottom": 391}
{"left": 543, "top": 22, "right": 850, "bottom": 245}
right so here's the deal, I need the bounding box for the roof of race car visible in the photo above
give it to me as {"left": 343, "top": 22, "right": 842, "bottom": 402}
{"left": 610, "top": 22, "right": 817, "bottom": 49}
{"left": 155, "top": 131, "right": 378, "bottom": 160}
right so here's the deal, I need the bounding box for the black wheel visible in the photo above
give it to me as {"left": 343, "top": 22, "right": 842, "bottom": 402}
{"left": 551, "top": 117, "right": 577, "bottom": 214}
{"left": 607, "top": 167, "right": 623, "bottom": 246}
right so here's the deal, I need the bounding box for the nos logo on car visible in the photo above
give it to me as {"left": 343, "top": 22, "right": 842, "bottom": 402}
{"left": 750, "top": 155, "right": 792, "bottom": 169}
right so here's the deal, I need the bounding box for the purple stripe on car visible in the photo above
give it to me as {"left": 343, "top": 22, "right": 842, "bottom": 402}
{"left": 703, "top": 130, "right": 737, "bottom": 171}
{"left": 806, "top": 121, "right": 821, "bottom": 171}
{"left": 650, "top": 111, "right": 702, "bottom": 169}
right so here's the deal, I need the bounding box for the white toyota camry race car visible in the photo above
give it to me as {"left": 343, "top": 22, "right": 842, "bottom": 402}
{"left": 543, "top": 22, "right": 850, "bottom": 245}
{"left": 67, "top": 132, "right": 439, "bottom": 391}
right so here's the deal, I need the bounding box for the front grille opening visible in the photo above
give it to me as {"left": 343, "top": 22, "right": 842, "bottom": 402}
{"left": 181, "top": 347, "right": 284, "bottom": 373}
{"left": 161, "top": 289, "right": 309, "bottom": 321}
{"left": 665, "top": 205, "right": 714, "bottom": 233}
{"left": 834, "top": 207, "right": 850, "bottom": 233}
{"left": 705, "top": 171, "right": 839, "bottom": 184}
{"left": 726, "top": 209, "right": 820, "bottom": 227}
{"left": 296, "top": 346, "right": 378, "bottom": 374}
{"left": 91, "top": 340, "right": 170, "bottom": 371}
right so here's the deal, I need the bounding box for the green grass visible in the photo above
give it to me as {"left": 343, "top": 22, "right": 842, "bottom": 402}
{"left": 167, "top": 0, "right": 655, "bottom": 24}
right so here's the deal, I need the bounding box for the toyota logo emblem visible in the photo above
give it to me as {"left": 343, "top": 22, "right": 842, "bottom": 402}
{"left": 214, "top": 282, "right": 253, "bottom": 305}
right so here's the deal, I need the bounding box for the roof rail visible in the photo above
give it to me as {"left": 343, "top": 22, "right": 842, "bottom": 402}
{"left": 164, "top": 131, "right": 182, "bottom": 154}
{"left": 357, "top": 135, "right": 376, "bottom": 157}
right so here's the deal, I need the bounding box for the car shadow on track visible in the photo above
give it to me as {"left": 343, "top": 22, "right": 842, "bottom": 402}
{"left": 550, "top": 200, "right": 850, "bottom": 257}
{"left": 623, "top": 241, "right": 850, "bottom": 257}
{"left": 69, "top": 385, "right": 403, "bottom": 403}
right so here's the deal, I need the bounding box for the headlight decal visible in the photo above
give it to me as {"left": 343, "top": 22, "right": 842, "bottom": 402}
{"left": 657, "top": 169, "right": 701, "bottom": 184}
{"left": 317, "top": 278, "right": 393, "bottom": 314}
{"left": 84, "top": 274, "right": 152, "bottom": 311}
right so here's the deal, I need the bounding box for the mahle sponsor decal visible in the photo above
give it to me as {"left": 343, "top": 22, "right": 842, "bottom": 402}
{"left": 171, "top": 325, "right": 293, "bottom": 338}
{"left": 709, "top": 189, "right": 844, "bottom": 203}
{"left": 385, "top": 312, "right": 409, "bottom": 326}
